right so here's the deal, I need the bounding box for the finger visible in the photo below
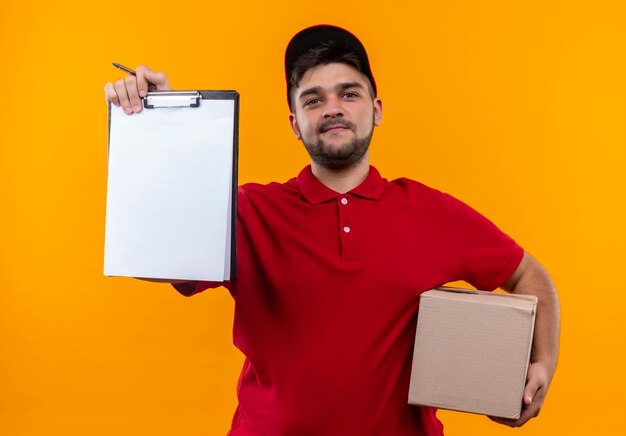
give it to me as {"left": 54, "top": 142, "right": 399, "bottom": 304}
{"left": 488, "top": 415, "right": 517, "bottom": 427}
{"left": 487, "top": 385, "right": 545, "bottom": 428}
{"left": 113, "top": 78, "right": 132, "bottom": 115}
{"left": 104, "top": 82, "right": 120, "bottom": 106}
{"left": 523, "top": 370, "right": 544, "bottom": 406}
{"left": 144, "top": 69, "right": 172, "bottom": 91}
{"left": 124, "top": 75, "right": 142, "bottom": 113}
{"left": 488, "top": 413, "right": 527, "bottom": 428}
{"left": 514, "top": 398, "right": 543, "bottom": 427}
{"left": 135, "top": 65, "right": 151, "bottom": 97}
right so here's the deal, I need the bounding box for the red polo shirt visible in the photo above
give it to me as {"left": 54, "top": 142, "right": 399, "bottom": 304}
{"left": 176, "top": 166, "right": 523, "bottom": 435}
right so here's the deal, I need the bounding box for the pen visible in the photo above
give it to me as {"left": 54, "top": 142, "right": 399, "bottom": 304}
{"left": 111, "top": 62, "right": 155, "bottom": 87}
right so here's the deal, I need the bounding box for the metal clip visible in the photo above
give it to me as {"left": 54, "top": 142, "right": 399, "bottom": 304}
{"left": 144, "top": 91, "right": 201, "bottom": 109}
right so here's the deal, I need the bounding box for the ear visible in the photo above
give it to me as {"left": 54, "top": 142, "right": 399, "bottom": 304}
{"left": 373, "top": 97, "right": 383, "bottom": 126}
{"left": 289, "top": 112, "right": 301, "bottom": 139}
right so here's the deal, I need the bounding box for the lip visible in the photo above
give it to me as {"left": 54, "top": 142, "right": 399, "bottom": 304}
{"left": 322, "top": 125, "right": 349, "bottom": 133}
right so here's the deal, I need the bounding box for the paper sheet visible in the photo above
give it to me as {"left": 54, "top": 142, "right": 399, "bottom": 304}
{"left": 104, "top": 98, "right": 235, "bottom": 281}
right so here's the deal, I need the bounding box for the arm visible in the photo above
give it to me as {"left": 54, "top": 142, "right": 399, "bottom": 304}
{"left": 491, "top": 251, "right": 560, "bottom": 427}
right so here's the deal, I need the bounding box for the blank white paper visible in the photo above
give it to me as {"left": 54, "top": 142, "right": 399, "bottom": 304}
{"left": 104, "top": 98, "right": 235, "bottom": 281}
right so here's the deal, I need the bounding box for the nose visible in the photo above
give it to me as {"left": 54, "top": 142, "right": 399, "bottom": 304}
{"left": 322, "top": 96, "right": 344, "bottom": 118}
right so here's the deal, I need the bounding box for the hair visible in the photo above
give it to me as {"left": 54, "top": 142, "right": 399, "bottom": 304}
{"left": 289, "top": 41, "right": 374, "bottom": 109}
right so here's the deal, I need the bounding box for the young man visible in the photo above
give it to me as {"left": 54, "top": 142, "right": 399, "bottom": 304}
{"left": 105, "top": 25, "right": 559, "bottom": 436}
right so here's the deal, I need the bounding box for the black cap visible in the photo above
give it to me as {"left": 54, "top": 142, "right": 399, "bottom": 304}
{"left": 285, "top": 25, "right": 377, "bottom": 109}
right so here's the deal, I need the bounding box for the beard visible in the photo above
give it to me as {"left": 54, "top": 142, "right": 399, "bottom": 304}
{"left": 302, "top": 118, "right": 374, "bottom": 171}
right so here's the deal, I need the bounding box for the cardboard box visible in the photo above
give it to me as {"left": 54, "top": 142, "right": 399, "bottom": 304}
{"left": 408, "top": 287, "right": 537, "bottom": 419}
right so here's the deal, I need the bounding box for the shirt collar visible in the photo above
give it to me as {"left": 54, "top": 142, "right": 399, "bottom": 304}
{"left": 296, "top": 165, "right": 386, "bottom": 205}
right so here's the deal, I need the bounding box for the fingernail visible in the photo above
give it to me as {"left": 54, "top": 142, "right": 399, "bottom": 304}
{"left": 124, "top": 107, "right": 132, "bottom": 114}
{"left": 527, "top": 395, "right": 533, "bottom": 403}
{"left": 133, "top": 105, "right": 141, "bottom": 112}
{"left": 139, "top": 90, "right": 147, "bottom": 97}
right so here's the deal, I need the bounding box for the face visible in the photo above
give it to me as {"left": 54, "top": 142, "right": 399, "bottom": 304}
{"left": 289, "top": 63, "right": 382, "bottom": 170}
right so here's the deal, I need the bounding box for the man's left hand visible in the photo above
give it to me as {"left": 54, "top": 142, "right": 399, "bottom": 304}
{"left": 488, "top": 360, "right": 551, "bottom": 427}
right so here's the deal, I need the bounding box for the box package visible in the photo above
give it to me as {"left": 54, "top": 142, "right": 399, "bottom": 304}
{"left": 408, "top": 287, "right": 537, "bottom": 419}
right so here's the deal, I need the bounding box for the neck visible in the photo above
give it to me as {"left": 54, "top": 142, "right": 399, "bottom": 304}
{"left": 311, "top": 154, "right": 370, "bottom": 193}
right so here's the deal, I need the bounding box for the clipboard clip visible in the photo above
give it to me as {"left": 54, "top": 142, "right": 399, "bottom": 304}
{"left": 144, "top": 91, "right": 201, "bottom": 109}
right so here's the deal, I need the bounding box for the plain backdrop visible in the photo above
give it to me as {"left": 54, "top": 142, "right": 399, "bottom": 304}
{"left": 1, "top": 1, "right": 625, "bottom": 434}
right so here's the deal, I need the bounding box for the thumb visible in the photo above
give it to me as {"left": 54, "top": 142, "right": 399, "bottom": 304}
{"left": 523, "top": 371, "right": 542, "bottom": 406}
{"left": 144, "top": 69, "right": 171, "bottom": 91}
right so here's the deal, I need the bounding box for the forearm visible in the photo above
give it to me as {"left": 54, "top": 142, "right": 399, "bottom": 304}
{"left": 489, "top": 252, "right": 560, "bottom": 426}
{"left": 515, "top": 269, "right": 559, "bottom": 375}
{"left": 503, "top": 252, "right": 560, "bottom": 374}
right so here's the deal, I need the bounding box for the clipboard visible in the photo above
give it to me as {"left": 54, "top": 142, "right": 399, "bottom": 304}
{"left": 104, "top": 90, "right": 239, "bottom": 281}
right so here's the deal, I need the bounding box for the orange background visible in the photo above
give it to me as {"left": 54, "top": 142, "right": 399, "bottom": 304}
{"left": 1, "top": 1, "right": 625, "bottom": 435}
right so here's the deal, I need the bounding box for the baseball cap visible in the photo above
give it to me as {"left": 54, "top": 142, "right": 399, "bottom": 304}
{"left": 285, "top": 25, "right": 377, "bottom": 108}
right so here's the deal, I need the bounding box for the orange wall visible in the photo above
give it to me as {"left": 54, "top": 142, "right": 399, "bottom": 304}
{"left": 1, "top": 1, "right": 625, "bottom": 434}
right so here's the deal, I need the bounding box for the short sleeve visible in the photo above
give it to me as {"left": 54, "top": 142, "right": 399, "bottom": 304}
{"left": 446, "top": 194, "right": 524, "bottom": 291}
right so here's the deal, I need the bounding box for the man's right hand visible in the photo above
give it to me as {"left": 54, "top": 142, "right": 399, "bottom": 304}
{"left": 104, "top": 65, "right": 171, "bottom": 115}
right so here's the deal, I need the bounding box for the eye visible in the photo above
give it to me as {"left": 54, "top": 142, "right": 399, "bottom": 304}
{"left": 342, "top": 91, "right": 359, "bottom": 99}
{"left": 304, "top": 97, "right": 322, "bottom": 107}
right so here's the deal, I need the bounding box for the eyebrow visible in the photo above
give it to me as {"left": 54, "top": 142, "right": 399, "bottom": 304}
{"left": 298, "top": 82, "right": 365, "bottom": 101}
{"left": 336, "top": 82, "right": 364, "bottom": 92}
{"left": 298, "top": 86, "right": 322, "bottom": 101}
